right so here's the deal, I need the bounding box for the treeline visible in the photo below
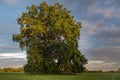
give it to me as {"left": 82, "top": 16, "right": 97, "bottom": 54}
{"left": 85, "top": 69, "right": 120, "bottom": 73}
{"left": 0, "top": 67, "right": 24, "bottom": 72}
{"left": 0, "top": 67, "right": 120, "bottom": 73}
{"left": 83, "top": 68, "right": 120, "bottom": 73}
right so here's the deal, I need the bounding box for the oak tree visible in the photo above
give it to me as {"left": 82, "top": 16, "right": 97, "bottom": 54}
{"left": 13, "top": 2, "right": 87, "bottom": 74}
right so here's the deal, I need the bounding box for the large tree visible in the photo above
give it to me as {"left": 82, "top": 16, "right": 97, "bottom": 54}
{"left": 13, "top": 2, "right": 87, "bottom": 74}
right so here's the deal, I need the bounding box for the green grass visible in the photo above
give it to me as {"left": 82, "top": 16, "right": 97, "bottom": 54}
{"left": 0, "top": 72, "right": 120, "bottom": 80}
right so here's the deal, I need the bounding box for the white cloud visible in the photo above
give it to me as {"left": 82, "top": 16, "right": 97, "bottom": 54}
{"left": 85, "top": 60, "right": 118, "bottom": 71}
{"left": 88, "top": 60, "right": 104, "bottom": 64}
{"left": 88, "top": 4, "right": 120, "bottom": 19}
{"left": 0, "top": 51, "right": 26, "bottom": 59}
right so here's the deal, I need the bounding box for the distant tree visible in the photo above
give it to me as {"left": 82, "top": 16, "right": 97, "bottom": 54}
{"left": 116, "top": 68, "right": 120, "bottom": 72}
{"left": 13, "top": 1, "right": 87, "bottom": 74}
{"left": 0, "top": 67, "right": 24, "bottom": 72}
{"left": 2, "top": 68, "right": 9, "bottom": 72}
{"left": 0, "top": 68, "right": 2, "bottom": 72}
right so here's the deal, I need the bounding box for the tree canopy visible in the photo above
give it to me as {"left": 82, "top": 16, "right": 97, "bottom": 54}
{"left": 13, "top": 2, "right": 87, "bottom": 74}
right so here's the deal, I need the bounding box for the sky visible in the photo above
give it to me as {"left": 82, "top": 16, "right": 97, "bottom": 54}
{"left": 0, "top": 0, "right": 120, "bottom": 71}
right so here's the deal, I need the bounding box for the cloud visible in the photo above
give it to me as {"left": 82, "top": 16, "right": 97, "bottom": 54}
{"left": 93, "top": 7, "right": 120, "bottom": 18}
{"left": 85, "top": 60, "right": 118, "bottom": 71}
{"left": 86, "top": 46, "right": 120, "bottom": 64}
{"left": 91, "top": 24, "right": 120, "bottom": 46}
{"left": 0, "top": 51, "right": 26, "bottom": 59}
{"left": 79, "top": 20, "right": 107, "bottom": 51}
{"left": 80, "top": 17, "right": 120, "bottom": 47}
{"left": 0, "top": 42, "right": 22, "bottom": 53}
{"left": 0, "top": 0, "right": 18, "bottom": 5}
{"left": 86, "top": 0, "right": 120, "bottom": 19}
{"left": 0, "top": 45, "right": 19, "bottom": 50}
{"left": 0, "top": 58, "right": 27, "bottom": 68}
{"left": 81, "top": 20, "right": 104, "bottom": 36}
{"left": 0, "top": 25, "right": 14, "bottom": 35}
{"left": 79, "top": 17, "right": 120, "bottom": 71}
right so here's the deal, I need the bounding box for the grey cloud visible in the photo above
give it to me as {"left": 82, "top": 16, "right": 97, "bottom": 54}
{"left": 0, "top": 42, "right": 22, "bottom": 53}
{"left": 111, "top": 0, "right": 120, "bottom": 7}
{"left": 80, "top": 18, "right": 120, "bottom": 71}
{"left": 0, "top": 58, "right": 26, "bottom": 68}
{"left": 0, "top": 45, "right": 19, "bottom": 50}
{"left": 91, "top": 25, "right": 120, "bottom": 46}
{"left": 81, "top": 21, "right": 119, "bottom": 71}
{"left": 85, "top": 60, "right": 119, "bottom": 71}
{"left": 0, "top": 0, "right": 18, "bottom": 6}
{"left": 86, "top": 46, "right": 120, "bottom": 64}
{"left": 80, "top": 0, "right": 98, "bottom": 11}
{"left": 88, "top": 2, "right": 120, "bottom": 19}
{"left": 0, "top": 23, "right": 19, "bottom": 35}
{"left": 81, "top": 18, "right": 120, "bottom": 46}
{"left": 81, "top": 20, "right": 106, "bottom": 36}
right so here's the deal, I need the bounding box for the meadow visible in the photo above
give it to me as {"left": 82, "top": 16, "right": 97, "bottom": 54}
{"left": 0, "top": 72, "right": 120, "bottom": 80}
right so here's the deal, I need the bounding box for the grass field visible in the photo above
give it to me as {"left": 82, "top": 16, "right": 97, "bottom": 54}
{"left": 0, "top": 72, "right": 120, "bottom": 80}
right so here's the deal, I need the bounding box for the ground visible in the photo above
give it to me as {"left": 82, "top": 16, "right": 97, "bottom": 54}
{"left": 0, "top": 72, "right": 120, "bottom": 80}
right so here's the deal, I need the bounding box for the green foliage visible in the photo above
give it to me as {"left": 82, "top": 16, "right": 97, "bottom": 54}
{"left": 13, "top": 1, "right": 87, "bottom": 74}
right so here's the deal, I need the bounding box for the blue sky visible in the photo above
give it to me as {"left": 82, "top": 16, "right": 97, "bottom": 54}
{"left": 0, "top": 0, "right": 120, "bottom": 71}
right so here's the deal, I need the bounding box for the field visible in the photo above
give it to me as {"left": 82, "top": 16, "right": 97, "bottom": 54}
{"left": 0, "top": 72, "right": 120, "bottom": 80}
